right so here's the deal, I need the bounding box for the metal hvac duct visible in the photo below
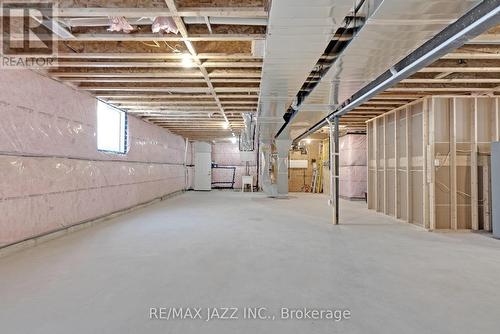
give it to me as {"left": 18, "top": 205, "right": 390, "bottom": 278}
{"left": 239, "top": 113, "right": 255, "bottom": 151}
{"left": 280, "top": 0, "right": 483, "bottom": 140}
{"left": 257, "top": 0, "right": 356, "bottom": 143}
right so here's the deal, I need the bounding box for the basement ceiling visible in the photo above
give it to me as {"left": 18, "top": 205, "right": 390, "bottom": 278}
{"left": 37, "top": 1, "right": 500, "bottom": 141}
{"left": 40, "top": 0, "right": 269, "bottom": 141}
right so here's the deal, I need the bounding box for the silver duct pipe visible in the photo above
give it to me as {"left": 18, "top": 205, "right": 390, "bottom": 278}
{"left": 294, "top": 0, "right": 500, "bottom": 143}
{"left": 257, "top": 0, "right": 355, "bottom": 143}
{"left": 283, "top": 0, "right": 485, "bottom": 141}
{"left": 240, "top": 113, "right": 255, "bottom": 151}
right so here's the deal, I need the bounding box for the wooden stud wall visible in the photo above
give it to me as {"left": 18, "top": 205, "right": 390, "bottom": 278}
{"left": 367, "top": 96, "right": 500, "bottom": 230}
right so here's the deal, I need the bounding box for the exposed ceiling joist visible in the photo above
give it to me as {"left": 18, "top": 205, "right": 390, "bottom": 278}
{"left": 67, "top": 33, "right": 265, "bottom": 42}
{"left": 52, "top": 7, "right": 268, "bottom": 18}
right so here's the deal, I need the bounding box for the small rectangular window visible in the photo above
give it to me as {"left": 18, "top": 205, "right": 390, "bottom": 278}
{"left": 97, "top": 100, "right": 127, "bottom": 154}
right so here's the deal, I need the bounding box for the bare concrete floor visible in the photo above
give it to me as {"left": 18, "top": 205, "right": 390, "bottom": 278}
{"left": 1, "top": 191, "right": 500, "bottom": 334}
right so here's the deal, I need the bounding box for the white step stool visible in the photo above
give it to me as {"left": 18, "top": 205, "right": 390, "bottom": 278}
{"left": 241, "top": 175, "right": 253, "bottom": 192}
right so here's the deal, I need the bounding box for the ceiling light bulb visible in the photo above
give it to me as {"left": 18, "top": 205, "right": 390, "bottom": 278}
{"left": 222, "top": 122, "right": 230, "bottom": 129}
{"left": 230, "top": 137, "right": 237, "bottom": 144}
{"left": 181, "top": 54, "right": 193, "bottom": 68}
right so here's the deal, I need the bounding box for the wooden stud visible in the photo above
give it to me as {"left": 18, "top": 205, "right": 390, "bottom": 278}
{"left": 394, "top": 110, "right": 399, "bottom": 219}
{"left": 422, "top": 98, "right": 430, "bottom": 229}
{"left": 471, "top": 98, "right": 479, "bottom": 231}
{"left": 428, "top": 98, "right": 436, "bottom": 230}
{"left": 383, "top": 116, "right": 388, "bottom": 215}
{"left": 367, "top": 121, "right": 373, "bottom": 210}
{"left": 496, "top": 98, "right": 500, "bottom": 142}
{"left": 451, "top": 98, "right": 458, "bottom": 230}
{"left": 406, "top": 107, "right": 412, "bottom": 224}
{"left": 374, "top": 118, "right": 379, "bottom": 212}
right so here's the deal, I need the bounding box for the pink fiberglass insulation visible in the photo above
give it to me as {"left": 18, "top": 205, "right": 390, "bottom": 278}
{"left": 211, "top": 142, "right": 257, "bottom": 189}
{"left": 151, "top": 17, "right": 179, "bottom": 34}
{"left": 339, "top": 134, "right": 367, "bottom": 199}
{"left": 0, "top": 69, "right": 188, "bottom": 247}
{"left": 107, "top": 17, "right": 134, "bottom": 33}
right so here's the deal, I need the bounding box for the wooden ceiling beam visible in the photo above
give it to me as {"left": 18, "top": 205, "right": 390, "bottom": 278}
{"left": 50, "top": 71, "right": 203, "bottom": 78}
{"left": 419, "top": 67, "right": 500, "bottom": 72}
{"left": 442, "top": 53, "right": 500, "bottom": 60}
{"left": 55, "top": 53, "right": 261, "bottom": 60}
{"left": 49, "top": 71, "right": 262, "bottom": 78}
{"left": 68, "top": 33, "right": 265, "bottom": 42}
{"left": 80, "top": 87, "right": 260, "bottom": 93}
{"left": 52, "top": 7, "right": 268, "bottom": 18}
{"left": 52, "top": 61, "right": 262, "bottom": 68}
{"left": 402, "top": 78, "right": 500, "bottom": 84}
{"left": 124, "top": 106, "right": 255, "bottom": 110}
{"left": 386, "top": 87, "right": 499, "bottom": 92}
{"left": 62, "top": 78, "right": 260, "bottom": 83}
{"left": 65, "top": 78, "right": 208, "bottom": 83}
{"left": 96, "top": 94, "right": 257, "bottom": 99}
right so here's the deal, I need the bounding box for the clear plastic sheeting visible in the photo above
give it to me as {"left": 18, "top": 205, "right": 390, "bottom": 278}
{"left": 107, "top": 17, "right": 134, "bottom": 33}
{"left": 339, "top": 134, "right": 367, "bottom": 199}
{"left": 340, "top": 134, "right": 367, "bottom": 166}
{"left": 0, "top": 69, "right": 188, "bottom": 247}
{"left": 151, "top": 16, "right": 179, "bottom": 34}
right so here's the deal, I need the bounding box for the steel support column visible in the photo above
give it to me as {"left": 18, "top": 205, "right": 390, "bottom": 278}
{"left": 327, "top": 117, "right": 340, "bottom": 224}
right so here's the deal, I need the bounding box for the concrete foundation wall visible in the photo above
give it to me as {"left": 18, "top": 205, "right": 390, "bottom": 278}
{"left": 0, "top": 70, "right": 188, "bottom": 247}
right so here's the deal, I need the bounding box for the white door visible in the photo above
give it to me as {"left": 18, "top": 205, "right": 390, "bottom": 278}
{"left": 194, "top": 142, "right": 212, "bottom": 191}
{"left": 194, "top": 152, "right": 212, "bottom": 190}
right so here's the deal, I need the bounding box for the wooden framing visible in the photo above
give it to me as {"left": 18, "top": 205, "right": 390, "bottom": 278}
{"left": 394, "top": 110, "right": 399, "bottom": 219}
{"left": 52, "top": 7, "right": 268, "bottom": 18}
{"left": 451, "top": 98, "right": 458, "bottom": 230}
{"left": 35, "top": 1, "right": 267, "bottom": 140}
{"left": 406, "top": 107, "right": 412, "bottom": 224}
{"left": 367, "top": 96, "right": 500, "bottom": 230}
{"left": 37, "top": 4, "right": 498, "bottom": 141}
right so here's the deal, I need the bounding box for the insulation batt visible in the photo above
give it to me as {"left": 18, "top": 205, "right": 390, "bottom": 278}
{"left": 152, "top": 17, "right": 179, "bottom": 34}
{"left": 107, "top": 17, "right": 134, "bottom": 33}
{"left": 0, "top": 69, "right": 188, "bottom": 247}
{"left": 339, "top": 134, "right": 367, "bottom": 199}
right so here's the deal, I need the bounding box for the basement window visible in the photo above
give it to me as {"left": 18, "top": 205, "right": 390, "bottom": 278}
{"left": 96, "top": 101, "right": 127, "bottom": 154}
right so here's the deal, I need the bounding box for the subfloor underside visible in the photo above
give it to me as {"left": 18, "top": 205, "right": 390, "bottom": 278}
{"left": 1, "top": 191, "right": 500, "bottom": 334}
